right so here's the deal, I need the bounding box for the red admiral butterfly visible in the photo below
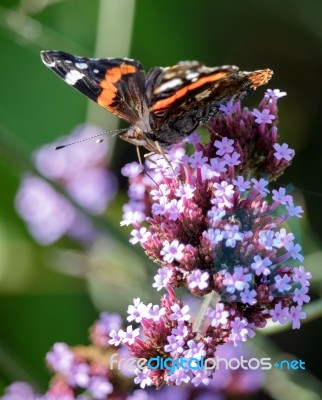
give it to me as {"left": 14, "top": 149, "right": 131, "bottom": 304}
{"left": 41, "top": 51, "right": 273, "bottom": 153}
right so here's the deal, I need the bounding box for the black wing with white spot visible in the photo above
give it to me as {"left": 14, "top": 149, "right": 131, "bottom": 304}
{"left": 41, "top": 50, "right": 147, "bottom": 124}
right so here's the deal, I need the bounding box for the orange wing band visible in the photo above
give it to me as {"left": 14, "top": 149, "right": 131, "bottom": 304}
{"left": 152, "top": 71, "right": 228, "bottom": 112}
{"left": 98, "top": 64, "right": 137, "bottom": 108}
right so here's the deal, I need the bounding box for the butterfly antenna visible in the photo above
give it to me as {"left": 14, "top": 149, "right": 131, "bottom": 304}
{"left": 55, "top": 128, "right": 128, "bottom": 150}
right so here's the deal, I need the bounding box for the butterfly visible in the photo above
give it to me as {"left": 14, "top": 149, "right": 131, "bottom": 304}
{"left": 41, "top": 51, "right": 273, "bottom": 153}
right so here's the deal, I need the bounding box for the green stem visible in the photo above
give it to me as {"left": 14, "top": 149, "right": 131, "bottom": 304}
{"left": 0, "top": 6, "right": 89, "bottom": 55}
{"left": 193, "top": 291, "right": 218, "bottom": 336}
{"left": 86, "top": 0, "right": 137, "bottom": 162}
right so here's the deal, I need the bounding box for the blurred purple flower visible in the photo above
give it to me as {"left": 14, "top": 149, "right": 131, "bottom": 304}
{"left": 15, "top": 176, "right": 76, "bottom": 244}
{"left": 15, "top": 124, "right": 118, "bottom": 244}
{"left": 66, "top": 168, "right": 117, "bottom": 214}
{"left": 34, "top": 124, "right": 110, "bottom": 181}
{"left": 210, "top": 343, "right": 265, "bottom": 395}
{"left": 0, "top": 382, "right": 39, "bottom": 400}
{"left": 46, "top": 342, "right": 75, "bottom": 375}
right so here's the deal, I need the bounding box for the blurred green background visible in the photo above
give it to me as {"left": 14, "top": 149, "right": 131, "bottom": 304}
{"left": 0, "top": 0, "right": 322, "bottom": 399}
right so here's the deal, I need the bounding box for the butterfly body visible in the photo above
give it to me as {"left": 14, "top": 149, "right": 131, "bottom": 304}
{"left": 41, "top": 51, "right": 273, "bottom": 152}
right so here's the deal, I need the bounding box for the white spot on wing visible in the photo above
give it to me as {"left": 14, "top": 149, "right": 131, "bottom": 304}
{"left": 122, "top": 57, "right": 136, "bottom": 62}
{"left": 94, "top": 69, "right": 99, "bottom": 73}
{"left": 155, "top": 78, "right": 183, "bottom": 94}
{"left": 65, "top": 70, "right": 85, "bottom": 85}
{"left": 186, "top": 72, "right": 199, "bottom": 80}
{"left": 75, "top": 62, "right": 88, "bottom": 69}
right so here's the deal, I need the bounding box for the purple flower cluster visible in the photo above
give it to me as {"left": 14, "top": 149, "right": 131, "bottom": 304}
{"left": 109, "top": 287, "right": 198, "bottom": 388}
{"left": 0, "top": 382, "right": 41, "bottom": 400}
{"left": 0, "top": 311, "right": 265, "bottom": 399}
{"left": 4, "top": 89, "right": 312, "bottom": 396}
{"left": 108, "top": 286, "right": 266, "bottom": 391}
{"left": 45, "top": 343, "right": 113, "bottom": 399}
{"left": 117, "top": 89, "right": 311, "bottom": 384}
{"left": 15, "top": 124, "right": 117, "bottom": 244}
{"left": 1, "top": 313, "right": 123, "bottom": 400}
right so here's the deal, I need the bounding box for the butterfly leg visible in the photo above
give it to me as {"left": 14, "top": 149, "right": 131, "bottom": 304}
{"left": 143, "top": 139, "right": 179, "bottom": 181}
{"left": 136, "top": 145, "right": 144, "bottom": 167}
{"left": 154, "top": 141, "right": 180, "bottom": 182}
{"left": 135, "top": 147, "right": 162, "bottom": 189}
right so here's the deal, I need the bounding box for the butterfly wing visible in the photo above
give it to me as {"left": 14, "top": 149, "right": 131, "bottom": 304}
{"left": 41, "top": 50, "right": 147, "bottom": 125}
{"left": 150, "top": 61, "right": 272, "bottom": 124}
